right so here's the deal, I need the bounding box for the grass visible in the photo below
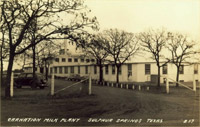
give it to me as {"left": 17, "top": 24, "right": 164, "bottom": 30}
{"left": 1, "top": 79, "right": 199, "bottom": 126}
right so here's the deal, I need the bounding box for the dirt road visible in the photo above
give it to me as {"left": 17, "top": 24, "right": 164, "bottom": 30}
{"left": 1, "top": 79, "right": 199, "bottom": 126}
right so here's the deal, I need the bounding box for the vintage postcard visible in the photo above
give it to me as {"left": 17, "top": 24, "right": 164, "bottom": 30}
{"left": 1, "top": 0, "right": 199, "bottom": 127}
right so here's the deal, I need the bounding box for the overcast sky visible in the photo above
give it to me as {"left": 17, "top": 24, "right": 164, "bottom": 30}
{"left": 85, "top": 0, "right": 200, "bottom": 41}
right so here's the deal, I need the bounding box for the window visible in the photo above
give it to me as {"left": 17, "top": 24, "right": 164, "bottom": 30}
{"left": 54, "top": 67, "right": 57, "bottom": 74}
{"left": 74, "top": 58, "right": 78, "bottom": 62}
{"left": 68, "top": 58, "right": 72, "bottom": 62}
{"left": 55, "top": 58, "right": 59, "bottom": 62}
{"left": 58, "top": 67, "right": 62, "bottom": 73}
{"left": 127, "top": 64, "right": 132, "bottom": 77}
{"left": 145, "top": 64, "right": 151, "bottom": 74}
{"left": 179, "top": 65, "right": 184, "bottom": 74}
{"left": 50, "top": 67, "right": 53, "bottom": 74}
{"left": 85, "top": 66, "right": 88, "bottom": 74}
{"left": 112, "top": 65, "right": 115, "bottom": 74}
{"left": 78, "top": 66, "right": 80, "bottom": 74}
{"left": 64, "top": 66, "right": 68, "bottom": 74}
{"left": 119, "top": 66, "right": 122, "bottom": 75}
{"left": 70, "top": 66, "right": 74, "bottom": 73}
{"left": 94, "top": 65, "right": 97, "bottom": 74}
{"left": 81, "top": 58, "right": 84, "bottom": 62}
{"left": 86, "top": 59, "right": 90, "bottom": 63}
{"left": 194, "top": 64, "right": 198, "bottom": 74}
{"left": 162, "top": 64, "right": 168, "bottom": 74}
{"left": 59, "top": 49, "right": 65, "bottom": 55}
{"left": 105, "top": 65, "right": 109, "bottom": 74}
{"left": 62, "top": 58, "right": 66, "bottom": 62}
{"left": 91, "top": 59, "right": 95, "bottom": 62}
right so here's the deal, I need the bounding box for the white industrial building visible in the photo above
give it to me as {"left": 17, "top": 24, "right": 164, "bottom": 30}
{"left": 49, "top": 58, "right": 199, "bottom": 83}
{"left": 48, "top": 42, "right": 200, "bottom": 84}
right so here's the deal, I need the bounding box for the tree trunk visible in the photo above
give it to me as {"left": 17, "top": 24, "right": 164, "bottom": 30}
{"left": 45, "top": 61, "right": 48, "bottom": 80}
{"left": 116, "top": 65, "right": 120, "bottom": 84}
{"left": 99, "top": 65, "right": 103, "bottom": 83}
{"left": 176, "top": 66, "right": 180, "bottom": 87}
{"left": 157, "top": 66, "right": 161, "bottom": 87}
{"left": 5, "top": 49, "right": 15, "bottom": 98}
{"left": 0, "top": 45, "right": 3, "bottom": 86}
{"left": 31, "top": 19, "right": 37, "bottom": 88}
{"left": 1, "top": 30, "right": 5, "bottom": 86}
{"left": 32, "top": 44, "right": 36, "bottom": 88}
{"left": 97, "top": 59, "right": 104, "bottom": 83}
{"left": 21, "top": 53, "right": 26, "bottom": 70}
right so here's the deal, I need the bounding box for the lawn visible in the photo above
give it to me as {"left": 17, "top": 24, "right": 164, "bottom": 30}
{"left": 1, "top": 79, "right": 199, "bottom": 126}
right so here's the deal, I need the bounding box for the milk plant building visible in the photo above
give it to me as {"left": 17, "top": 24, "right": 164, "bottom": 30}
{"left": 49, "top": 44, "right": 200, "bottom": 85}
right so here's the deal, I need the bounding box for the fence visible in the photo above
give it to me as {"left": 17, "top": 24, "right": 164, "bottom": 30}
{"left": 95, "top": 80, "right": 150, "bottom": 91}
{"left": 162, "top": 75, "right": 197, "bottom": 94}
{"left": 50, "top": 74, "right": 92, "bottom": 96}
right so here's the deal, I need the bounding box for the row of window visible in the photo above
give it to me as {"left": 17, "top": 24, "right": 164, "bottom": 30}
{"left": 144, "top": 64, "right": 169, "bottom": 75}
{"left": 50, "top": 64, "right": 198, "bottom": 75}
{"left": 55, "top": 58, "right": 95, "bottom": 63}
{"left": 104, "top": 65, "right": 122, "bottom": 75}
{"left": 145, "top": 64, "right": 172, "bottom": 75}
{"left": 50, "top": 64, "right": 131, "bottom": 75}
{"left": 51, "top": 66, "right": 91, "bottom": 74}
{"left": 145, "top": 64, "right": 198, "bottom": 75}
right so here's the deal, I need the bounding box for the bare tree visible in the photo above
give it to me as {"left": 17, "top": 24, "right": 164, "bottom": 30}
{"left": 83, "top": 34, "right": 109, "bottom": 83}
{"left": 38, "top": 40, "right": 60, "bottom": 80}
{"left": 15, "top": 39, "right": 59, "bottom": 81}
{"left": 166, "top": 32, "right": 198, "bottom": 87}
{"left": 103, "top": 29, "right": 140, "bottom": 83}
{"left": 0, "top": 0, "right": 98, "bottom": 98}
{"left": 28, "top": 18, "right": 38, "bottom": 88}
{"left": 138, "top": 29, "right": 169, "bottom": 87}
{"left": 18, "top": 52, "right": 30, "bottom": 70}
{"left": 0, "top": 14, "right": 9, "bottom": 86}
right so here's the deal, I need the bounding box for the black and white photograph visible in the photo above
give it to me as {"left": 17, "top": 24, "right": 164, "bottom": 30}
{"left": 0, "top": 0, "right": 200, "bottom": 126}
